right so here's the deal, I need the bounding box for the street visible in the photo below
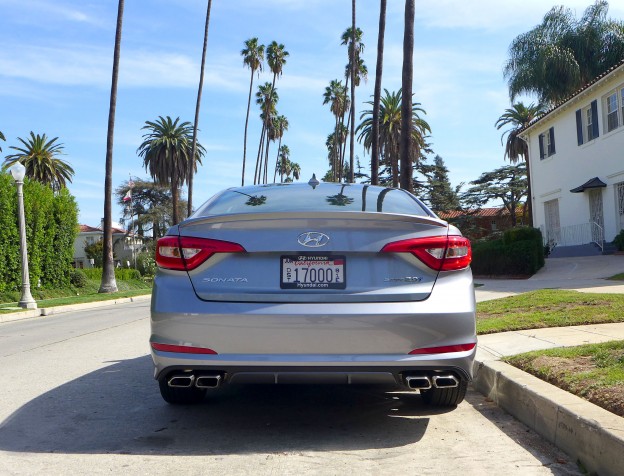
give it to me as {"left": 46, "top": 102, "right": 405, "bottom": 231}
{"left": 0, "top": 302, "right": 581, "bottom": 475}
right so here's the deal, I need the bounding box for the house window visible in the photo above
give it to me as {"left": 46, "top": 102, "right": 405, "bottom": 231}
{"left": 606, "top": 92, "right": 619, "bottom": 132}
{"left": 585, "top": 105, "right": 596, "bottom": 141}
{"left": 538, "top": 127, "right": 556, "bottom": 159}
{"left": 576, "top": 100, "right": 599, "bottom": 145}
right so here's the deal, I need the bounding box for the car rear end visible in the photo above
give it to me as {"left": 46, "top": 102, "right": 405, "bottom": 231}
{"left": 150, "top": 183, "right": 476, "bottom": 405}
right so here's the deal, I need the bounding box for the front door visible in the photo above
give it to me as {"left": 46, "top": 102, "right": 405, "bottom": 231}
{"left": 617, "top": 181, "right": 624, "bottom": 232}
{"left": 544, "top": 199, "right": 560, "bottom": 245}
{"left": 589, "top": 189, "right": 604, "bottom": 243}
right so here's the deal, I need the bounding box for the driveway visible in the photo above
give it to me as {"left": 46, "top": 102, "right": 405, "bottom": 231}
{"left": 475, "top": 254, "right": 624, "bottom": 302}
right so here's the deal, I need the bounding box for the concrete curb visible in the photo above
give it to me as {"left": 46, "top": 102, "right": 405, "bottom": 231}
{"left": 473, "top": 359, "right": 624, "bottom": 476}
{"left": 0, "top": 294, "right": 151, "bottom": 324}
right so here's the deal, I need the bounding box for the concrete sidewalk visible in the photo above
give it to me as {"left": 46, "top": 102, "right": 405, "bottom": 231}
{"left": 474, "top": 323, "right": 624, "bottom": 476}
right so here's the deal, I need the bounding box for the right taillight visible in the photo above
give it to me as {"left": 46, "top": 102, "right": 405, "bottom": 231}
{"left": 155, "top": 235, "right": 246, "bottom": 271}
{"left": 380, "top": 235, "right": 471, "bottom": 271}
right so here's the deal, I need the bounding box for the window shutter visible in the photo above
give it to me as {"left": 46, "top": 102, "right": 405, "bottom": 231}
{"left": 576, "top": 109, "right": 583, "bottom": 145}
{"left": 549, "top": 127, "right": 556, "bottom": 155}
{"left": 539, "top": 134, "right": 545, "bottom": 159}
{"left": 591, "top": 100, "right": 599, "bottom": 138}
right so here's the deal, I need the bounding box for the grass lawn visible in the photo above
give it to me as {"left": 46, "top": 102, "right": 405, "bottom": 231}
{"left": 476, "top": 289, "right": 624, "bottom": 334}
{"left": 507, "top": 341, "right": 624, "bottom": 417}
{"left": 0, "top": 278, "right": 151, "bottom": 314}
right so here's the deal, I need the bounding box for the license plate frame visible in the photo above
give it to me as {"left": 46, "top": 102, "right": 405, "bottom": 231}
{"left": 280, "top": 255, "right": 346, "bottom": 289}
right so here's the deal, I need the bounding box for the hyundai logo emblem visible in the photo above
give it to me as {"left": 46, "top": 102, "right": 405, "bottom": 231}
{"left": 298, "top": 232, "right": 330, "bottom": 248}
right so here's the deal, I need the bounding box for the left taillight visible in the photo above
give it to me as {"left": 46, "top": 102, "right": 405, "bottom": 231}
{"left": 155, "top": 235, "right": 246, "bottom": 271}
{"left": 380, "top": 235, "right": 471, "bottom": 271}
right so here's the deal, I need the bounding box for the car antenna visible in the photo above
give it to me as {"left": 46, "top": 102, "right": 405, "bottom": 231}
{"left": 308, "top": 174, "right": 320, "bottom": 190}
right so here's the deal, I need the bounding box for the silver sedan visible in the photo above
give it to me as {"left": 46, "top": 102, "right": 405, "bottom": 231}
{"left": 150, "top": 181, "right": 476, "bottom": 406}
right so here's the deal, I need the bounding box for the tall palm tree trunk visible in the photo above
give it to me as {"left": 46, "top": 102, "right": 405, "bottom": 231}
{"left": 188, "top": 0, "right": 212, "bottom": 216}
{"left": 399, "top": 0, "right": 414, "bottom": 192}
{"left": 99, "top": 0, "right": 124, "bottom": 294}
{"left": 349, "top": 0, "right": 356, "bottom": 183}
{"left": 254, "top": 125, "right": 266, "bottom": 185}
{"left": 171, "top": 168, "right": 180, "bottom": 225}
{"left": 242, "top": 69, "right": 255, "bottom": 186}
{"left": 371, "top": 0, "right": 386, "bottom": 185}
{"left": 273, "top": 137, "right": 283, "bottom": 183}
{"left": 264, "top": 132, "right": 271, "bottom": 184}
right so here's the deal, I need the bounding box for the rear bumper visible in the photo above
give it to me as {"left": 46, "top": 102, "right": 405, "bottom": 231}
{"left": 150, "top": 268, "right": 476, "bottom": 382}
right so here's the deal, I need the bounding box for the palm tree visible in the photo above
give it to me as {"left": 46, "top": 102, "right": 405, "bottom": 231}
{"left": 357, "top": 89, "right": 430, "bottom": 188}
{"left": 137, "top": 116, "right": 205, "bottom": 225}
{"left": 254, "top": 82, "right": 278, "bottom": 184}
{"left": 287, "top": 161, "right": 300, "bottom": 182}
{"left": 100, "top": 0, "right": 124, "bottom": 293}
{"left": 505, "top": 1, "right": 624, "bottom": 105}
{"left": 0, "top": 131, "right": 5, "bottom": 152}
{"left": 188, "top": 0, "right": 212, "bottom": 216}
{"left": 349, "top": 0, "right": 357, "bottom": 183}
{"left": 276, "top": 144, "right": 290, "bottom": 183}
{"left": 371, "top": 0, "right": 387, "bottom": 185}
{"left": 266, "top": 41, "right": 289, "bottom": 89}
{"left": 400, "top": 0, "right": 415, "bottom": 192}
{"left": 241, "top": 38, "right": 265, "bottom": 186}
{"left": 323, "top": 79, "right": 349, "bottom": 181}
{"left": 271, "top": 115, "right": 289, "bottom": 182}
{"left": 3, "top": 132, "right": 74, "bottom": 191}
{"left": 495, "top": 102, "right": 546, "bottom": 226}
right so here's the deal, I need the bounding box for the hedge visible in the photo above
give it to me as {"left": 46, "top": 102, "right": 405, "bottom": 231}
{"left": 0, "top": 174, "right": 78, "bottom": 292}
{"left": 81, "top": 268, "right": 142, "bottom": 281}
{"left": 472, "top": 227, "right": 544, "bottom": 276}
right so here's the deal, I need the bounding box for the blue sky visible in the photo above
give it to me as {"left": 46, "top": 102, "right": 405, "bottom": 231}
{"left": 2, "top": 0, "right": 623, "bottom": 227}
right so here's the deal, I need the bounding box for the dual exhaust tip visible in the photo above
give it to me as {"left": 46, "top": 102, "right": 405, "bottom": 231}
{"left": 405, "top": 374, "right": 459, "bottom": 390}
{"left": 168, "top": 373, "right": 222, "bottom": 389}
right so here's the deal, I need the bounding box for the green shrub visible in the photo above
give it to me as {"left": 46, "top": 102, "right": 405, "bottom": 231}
{"left": 70, "top": 269, "right": 88, "bottom": 288}
{"left": 503, "top": 226, "right": 545, "bottom": 268}
{"left": 613, "top": 229, "right": 624, "bottom": 251}
{"left": 81, "top": 267, "right": 141, "bottom": 281}
{"left": 472, "top": 238, "right": 541, "bottom": 276}
{"left": 136, "top": 252, "right": 157, "bottom": 276}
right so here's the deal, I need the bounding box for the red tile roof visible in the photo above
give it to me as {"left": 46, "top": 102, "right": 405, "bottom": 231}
{"left": 79, "top": 224, "right": 101, "bottom": 233}
{"left": 437, "top": 207, "right": 518, "bottom": 219}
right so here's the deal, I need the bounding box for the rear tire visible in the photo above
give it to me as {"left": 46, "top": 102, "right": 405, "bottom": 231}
{"left": 158, "top": 377, "right": 207, "bottom": 405}
{"left": 421, "top": 379, "right": 468, "bottom": 406}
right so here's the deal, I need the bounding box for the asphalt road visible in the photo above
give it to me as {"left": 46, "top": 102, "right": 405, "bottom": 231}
{"left": 0, "top": 302, "right": 582, "bottom": 475}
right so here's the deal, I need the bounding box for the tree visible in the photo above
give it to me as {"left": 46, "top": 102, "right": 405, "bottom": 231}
{"left": 504, "top": 1, "right": 624, "bottom": 105}
{"left": 371, "top": 0, "right": 387, "bottom": 185}
{"left": 115, "top": 178, "right": 184, "bottom": 240}
{"left": 323, "top": 79, "right": 349, "bottom": 181}
{"left": 2, "top": 132, "right": 74, "bottom": 192}
{"left": 464, "top": 164, "right": 528, "bottom": 227}
{"left": 188, "top": 0, "right": 212, "bottom": 216}
{"left": 349, "top": 2, "right": 357, "bottom": 183}
{"left": 0, "top": 131, "right": 5, "bottom": 152}
{"left": 100, "top": 0, "right": 124, "bottom": 294}
{"left": 254, "top": 82, "right": 278, "bottom": 184}
{"left": 495, "top": 102, "right": 546, "bottom": 226}
{"left": 84, "top": 239, "right": 104, "bottom": 268}
{"left": 275, "top": 144, "right": 290, "bottom": 183}
{"left": 357, "top": 89, "right": 430, "bottom": 187}
{"left": 400, "top": 0, "right": 415, "bottom": 192}
{"left": 137, "top": 116, "right": 205, "bottom": 225}
{"left": 266, "top": 41, "right": 289, "bottom": 90}
{"left": 271, "top": 115, "right": 289, "bottom": 182}
{"left": 426, "top": 155, "right": 461, "bottom": 213}
{"left": 241, "top": 38, "right": 265, "bottom": 186}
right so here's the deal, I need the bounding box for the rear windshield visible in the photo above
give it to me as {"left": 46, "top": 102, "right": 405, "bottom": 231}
{"left": 193, "top": 184, "right": 431, "bottom": 217}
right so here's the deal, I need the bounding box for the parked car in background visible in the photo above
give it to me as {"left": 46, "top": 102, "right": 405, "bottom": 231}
{"left": 150, "top": 180, "right": 476, "bottom": 406}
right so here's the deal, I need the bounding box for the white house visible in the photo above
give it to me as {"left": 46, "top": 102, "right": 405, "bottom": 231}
{"left": 73, "top": 224, "right": 143, "bottom": 269}
{"left": 520, "top": 59, "right": 624, "bottom": 251}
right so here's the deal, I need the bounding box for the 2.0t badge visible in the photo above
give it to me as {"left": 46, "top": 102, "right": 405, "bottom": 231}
{"left": 298, "top": 231, "right": 330, "bottom": 248}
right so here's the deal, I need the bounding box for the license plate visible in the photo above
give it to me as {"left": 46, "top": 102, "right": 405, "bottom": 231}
{"left": 280, "top": 255, "right": 346, "bottom": 289}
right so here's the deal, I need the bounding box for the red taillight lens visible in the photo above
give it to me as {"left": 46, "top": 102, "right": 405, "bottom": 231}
{"left": 380, "top": 235, "right": 471, "bottom": 271}
{"left": 408, "top": 343, "right": 476, "bottom": 355}
{"left": 151, "top": 342, "right": 218, "bottom": 354}
{"left": 155, "top": 236, "right": 245, "bottom": 271}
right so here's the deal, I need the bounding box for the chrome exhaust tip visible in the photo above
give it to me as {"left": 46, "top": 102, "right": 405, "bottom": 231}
{"left": 195, "top": 374, "right": 222, "bottom": 389}
{"left": 168, "top": 374, "right": 195, "bottom": 388}
{"left": 405, "top": 375, "right": 432, "bottom": 390}
{"left": 432, "top": 374, "right": 459, "bottom": 388}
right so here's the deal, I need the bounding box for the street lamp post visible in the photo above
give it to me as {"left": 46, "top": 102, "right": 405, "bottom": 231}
{"left": 10, "top": 162, "right": 37, "bottom": 309}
